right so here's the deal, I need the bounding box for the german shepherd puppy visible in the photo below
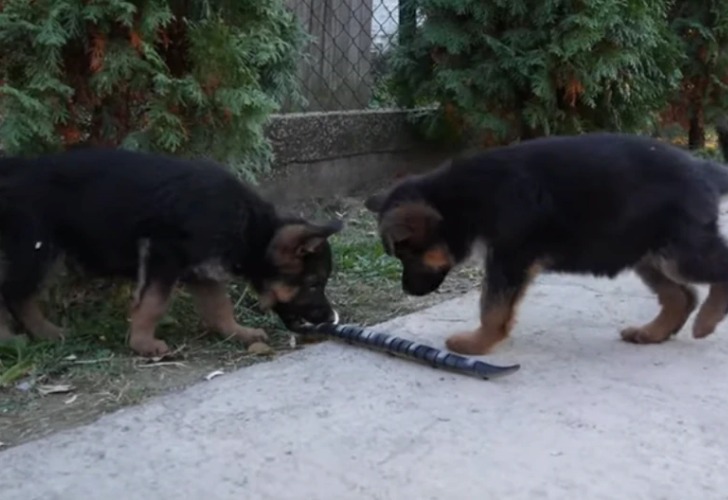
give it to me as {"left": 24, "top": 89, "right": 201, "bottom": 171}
{"left": 0, "top": 148, "right": 342, "bottom": 357}
{"left": 365, "top": 132, "right": 728, "bottom": 355}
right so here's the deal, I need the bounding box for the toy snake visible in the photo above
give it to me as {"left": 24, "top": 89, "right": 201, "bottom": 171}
{"left": 299, "top": 312, "right": 520, "bottom": 380}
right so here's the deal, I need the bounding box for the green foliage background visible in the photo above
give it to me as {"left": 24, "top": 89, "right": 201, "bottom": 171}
{"left": 0, "top": 0, "right": 306, "bottom": 180}
{"left": 388, "top": 0, "right": 728, "bottom": 149}
{"left": 664, "top": 0, "right": 728, "bottom": 149}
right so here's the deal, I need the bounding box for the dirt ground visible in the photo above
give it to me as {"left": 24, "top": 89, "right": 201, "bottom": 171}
{"left": 0, "top": 196, "right": 481, "bottom": 449}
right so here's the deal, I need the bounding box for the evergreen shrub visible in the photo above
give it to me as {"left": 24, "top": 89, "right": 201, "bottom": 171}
{"left": 0, "top": 0, "right": 306, "bottom": 179}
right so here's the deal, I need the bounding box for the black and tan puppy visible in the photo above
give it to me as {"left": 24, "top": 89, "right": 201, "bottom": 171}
{"left": 0, "top": 148, "right": 342, "bottom": 357}
{"left": 366, "top": 132, "right": 728, "bottom": 355}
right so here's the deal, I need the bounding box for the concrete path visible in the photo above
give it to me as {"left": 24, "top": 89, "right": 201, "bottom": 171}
{"left": 2, "top": 271, "right": 728, "bottom": 499}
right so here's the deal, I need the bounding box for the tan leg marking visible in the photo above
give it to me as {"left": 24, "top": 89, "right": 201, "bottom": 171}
{"left": 258, "top": 282, "right": 300, "bottom": 311}
{"left": 446, "top": 263, "right": 542, "bottom": 355}
{"left": 692, "top": 283, "right": 728, "bottom": 339}
{"left": 15, "top": 297, "right": 64, "bottom": 341}
{"left": 270, "top": 283, "right": 299, "bottom": 304}
{"left": 188, "top": 281, "right": 268, "bottom": 345}
{"left": 621, "top": 260, "right": 697, "bottom": 344}
{"left": 128, "top": 282, "right": 173, "bottom": 357}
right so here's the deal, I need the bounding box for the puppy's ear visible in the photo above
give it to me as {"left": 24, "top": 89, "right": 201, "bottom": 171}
{"left": 364, "top": 191, "right": 388, "bottom": 213}
{"left": 380, "top": 202, "right": 442, "bottom": 246}
{"left": 268, "top": 220, "right": 343, "bottom": 271}
{"left": 298, "top": 220, "right": 343, "bottom": 254}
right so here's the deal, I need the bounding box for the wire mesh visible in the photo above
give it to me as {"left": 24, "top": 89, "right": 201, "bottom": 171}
{"left": 283, "top": 0, "right": 406, "bottom": 112}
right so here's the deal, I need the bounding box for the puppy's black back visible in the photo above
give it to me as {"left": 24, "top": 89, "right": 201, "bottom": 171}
{"left": 391, "top": 133, "right": 726, "bottom": 277}
{"left": 0, "top": 148, "right": 278, "bottom": 279}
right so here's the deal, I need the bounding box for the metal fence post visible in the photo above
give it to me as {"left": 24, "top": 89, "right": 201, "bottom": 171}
{"left": 397, "top": 0, "right": 417, "bottom": 108}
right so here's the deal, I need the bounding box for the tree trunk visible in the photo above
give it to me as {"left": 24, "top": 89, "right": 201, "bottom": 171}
{"left": 688, "top": 106, "right": 705, "bottom": 150}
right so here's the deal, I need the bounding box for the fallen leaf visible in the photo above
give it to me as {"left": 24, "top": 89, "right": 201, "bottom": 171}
{"left": 37, "top": 384, "right": 74, "bottom": 396}
{"left": 63, "top": 354, "right": 78, "bottom": 361}
{"left": 205, "top": 370, "right": 224, "bottom": 381}
{"left": 64, "top": 394, "right": 78, "bottom": 405}
{"left": 247, "top": 342, "right": 274, "bottom": 356}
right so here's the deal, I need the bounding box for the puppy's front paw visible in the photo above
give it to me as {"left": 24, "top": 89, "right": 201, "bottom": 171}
{"left": 31, "top": 322, "right": 65, "bottom": 341}
{"left": 445, "top": 328, "right": 500, "bottom": 355}
{"left": 619, "top": 325, "right": 671, "bottom": 344}
{"left": 130, "top": 337, "right": 171, "bottom": 358}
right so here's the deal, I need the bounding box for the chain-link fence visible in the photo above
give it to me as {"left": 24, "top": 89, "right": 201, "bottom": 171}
{"left": 284, "top": 0, "right": 413, "bottom": 112}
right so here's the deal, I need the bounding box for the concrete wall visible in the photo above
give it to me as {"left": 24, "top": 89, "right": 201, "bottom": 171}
{"left": 0, "top": 108, "right": 456, "bottom": 205}
{"left": 260, "top": 108, "right": 456, "bottom": 205}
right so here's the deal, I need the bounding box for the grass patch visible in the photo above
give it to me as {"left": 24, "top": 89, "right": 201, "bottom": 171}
{"left": 0, "top": 196, "right": 479, "bottom": 448}
{"left": 326, "top": 210, "right": 408, "bottom": 326}
{"left": 0, "top": 280, "right": 283, "bottom": 384}
{"left": 335, "top": 237, "right": 401, "bottom": 282}
{"left": 0, "top": 278, "right": 292, "bottom": 444}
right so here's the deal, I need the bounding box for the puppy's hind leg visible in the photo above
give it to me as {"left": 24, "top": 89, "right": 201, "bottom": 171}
{"left": 620, "top": 258, "right": 697, "bottom": 344}
{"left": 0, "top": 230, "right": 64, "bottom": 341}
{"left": 692, "top": 283, "right": 728, "bottom": 339}
{"left": 671, "top": 230, "right": 728, "bottom": 339}
{"left": 128, "top": 279, "right": 176, "bottom": 357}
{"left": 127, "top": 240, "right": 176, "bottom": 357}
